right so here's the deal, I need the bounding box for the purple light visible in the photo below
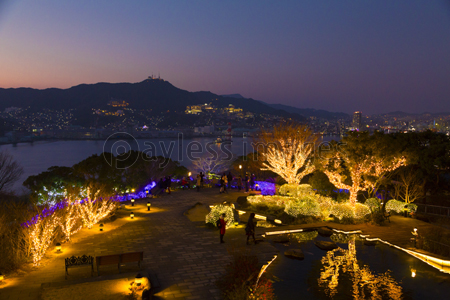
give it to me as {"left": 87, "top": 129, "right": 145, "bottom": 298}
{"left": 255, "top": 181, "right": 275, "bottom": 196}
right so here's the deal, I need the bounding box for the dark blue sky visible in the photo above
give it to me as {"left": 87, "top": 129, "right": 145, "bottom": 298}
{"left": 0, "top": 0, "right": 449, "bottom": 114}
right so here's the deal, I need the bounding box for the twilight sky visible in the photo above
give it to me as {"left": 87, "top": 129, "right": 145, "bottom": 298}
{"left": 0, "top": 0, "right": 449, "bottom": 114}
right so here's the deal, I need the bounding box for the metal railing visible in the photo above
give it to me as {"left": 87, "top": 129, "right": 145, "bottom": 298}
{"left": 416, "top": 204, "right": 450, "bottom": 218}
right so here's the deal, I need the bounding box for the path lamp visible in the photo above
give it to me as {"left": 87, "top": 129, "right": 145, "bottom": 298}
{"left": 411, "top": 268, "right": 416, "bottom": 278}
{"left": 131, "top": 199, "right": 135, "bottom": 207}
{"left": 412, "top": 227, "right": 418, "bottom": 247}
{"left": 130, "top": 212, "right": 134, "bottom": 219}
{"left": 0, "top": 272, "right": 4, "bottom": 282}
{"left": 56, "top": 242, "right": 62, "bottom": 252}
{"left": 188, "top": 172, "right": 191, "bottom": 177}
{"left": 99, "top": 223, "right": 104, "bottom": 231}
{"left": 147, "top": 202, "right": 151, "bottom": 211}
{"left": 234, "top": 221, "right": 239, "bottom": 228}
{"left": 135, "top": 273, "right": 143, "bottom": 289}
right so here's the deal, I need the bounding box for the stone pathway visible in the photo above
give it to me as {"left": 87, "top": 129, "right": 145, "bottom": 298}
{"left": 0, "top": 188, "right": 447, "bottom": 300}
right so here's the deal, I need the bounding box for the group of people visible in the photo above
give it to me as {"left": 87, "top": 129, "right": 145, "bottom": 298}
{"left": 219, "top": 172, "right": 257, "bottom": 193}
{"left": 218, "top": 212, "right": 256, "bottom": 245}
{"left": 157, "top": 176, "right": 172, "bottom": 194}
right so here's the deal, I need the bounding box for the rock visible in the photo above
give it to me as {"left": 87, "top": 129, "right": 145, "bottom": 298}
{"left": 284, "top": 249, "right": 304, "bottom": 259}
{"left": 318, "top": 228, "right": 334, "bottom": 237}
{"left": 273, "top": 236, "right": 289, "bottom": 243}
{"left": 315, "top": 241, "right": 338, "bottom": 251}
{"left": 364, "top": 239, "right": 377, "bottom": 246}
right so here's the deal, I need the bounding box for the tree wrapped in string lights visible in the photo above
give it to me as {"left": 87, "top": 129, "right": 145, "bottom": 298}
{"left": 59, "top": 198, "right": 82, "bottom": 241}
{"left": 29, "top": 212, "right": 60, "bottom": 265}
{"left": 257, "top": 122, "right": 319, "bottom": 184}
{"left": 321, "top": 132, "right": 407, "bottom": 206}
{"left": 75, "top": 187, "right": 118, "bottom": 229}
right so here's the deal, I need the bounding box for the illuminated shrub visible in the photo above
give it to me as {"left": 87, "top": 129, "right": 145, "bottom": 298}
{"left": 329, "top": 203, "right": 370, "bottom": 221}
{"left": 385, "top": 199, "right": 406, "bottom": 214}
{"left": 365, "top": 198, "right": 382, "bottom": 212}
{"left": 329, "top": 203, "right": 354, "bottom": 220}
{"left": 279, "top": 184, "right": 314, "bottom": 198}
{"left": 316, "top": 196, "right": 334, "bottom": 219}
{"left": 405, "top": 203, "right": 418, "bottom": 213}
{"left": 247, "top": 195, "right": 295, "bottom": 207}
{"left": 354, "top": 203, "right": 371, "bottom": 220}
{"left": 206, "top": 204, "right": 234, "bottom": 228}
{"left": 285, "top": 196, "right": 321, "bottom": 218}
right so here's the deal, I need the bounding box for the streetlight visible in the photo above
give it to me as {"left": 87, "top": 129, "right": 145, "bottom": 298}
{"left": 147, "top": 202, "right": 151, "bottom": 211}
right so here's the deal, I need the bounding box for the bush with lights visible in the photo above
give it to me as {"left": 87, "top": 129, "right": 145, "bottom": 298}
{"left": 385, "top": 199, "right": 405, "bottom": 214}
{"left": 365, "top": 198, "right": 382, "bottom": 212}
{"left": 405, "top": 203, "right": 418, "bottom": 213}
{"left": 329, "top": 203, "right": 370, "bottom": 223}
{"left": 284, "top": 196, "right": 322, "bottom": 218}
{"left": 279, "top": 184, "right": 314, "bottom": 198}
{"left": 205, "top": 204, "right": 234, "bottom": 229}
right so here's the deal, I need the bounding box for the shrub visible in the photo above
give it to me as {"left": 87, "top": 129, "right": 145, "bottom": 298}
{"left": 285, "top": 197, "right": 321, "bottom": 218}
{"left": 405, "top": 203, "right": 418, "bottom": 213}
{"left": 206, "top": 204, "right": 234, "bottom": 228}
{"left": 316, "top": 196, "right": 334, "bottom": 219}
{"left": 329, "top": 203, "right": 370, "bottom": 221}
{"left": 279, "top": 184, "right": 314, "bottom": 198}
{"left": 385, "top": 199, "right": 406, "bottom": 214}
{"left": 365, "top": 198, "right": 382, "bottom": 212}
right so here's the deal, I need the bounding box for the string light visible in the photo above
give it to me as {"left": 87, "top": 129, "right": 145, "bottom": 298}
{"left": 259, "top": 124, "right": 317, "bottom": 184}
{"left": 75, "top": 188, "right": 117, "bottom": 229}
{"left": 59, "top": 200, "right": 81, "bottom": 241}
{"left": 29, "top": 213, "right": 60, "bottom": 265}
{"left": 324, "top": 153, "right": 406, "bottom": 206}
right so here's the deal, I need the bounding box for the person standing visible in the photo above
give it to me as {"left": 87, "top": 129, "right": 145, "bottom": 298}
{"left": 250, "top": 174, "right": 255, "bottom": 191}
{"left": 219, "top": 213, "right": 226, "bottom": 243}
{"left": 244, "top": 173, "right": 249, "bottom": 193}
{"left": 223, "top": 174, "right": 228, "bottom": 194}
{"left": 196, "top": 174, "right": 201, "bottom": 192}
{"left": 227, "top": 172, "right": 233, "bottom": 189}
{"left": 165, "top": 176, "right": 172, "bottom": 194}
{"left": 200, "top": 172, "right": 205, "bottom": 188}
{"left": 245, "top": 212, "right": 256, "bottom": 245}
{"left": 237, "top": 175, "right": 242, "bottom": 191}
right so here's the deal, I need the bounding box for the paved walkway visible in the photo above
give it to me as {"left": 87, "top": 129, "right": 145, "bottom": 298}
{"left": 0, "top": 188, "right": 447, "bottom": 300}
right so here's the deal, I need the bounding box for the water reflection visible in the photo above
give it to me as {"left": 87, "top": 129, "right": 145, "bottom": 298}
{"left": 318, "top": 237, "right": 403, "bottom": 299}
{"left": 290, "top": 231, "right": 318, "bottom": 243}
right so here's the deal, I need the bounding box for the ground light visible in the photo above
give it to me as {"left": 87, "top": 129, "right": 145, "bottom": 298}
{"left": 135, "top": 273, "right": 143, "bottom": 287}
{"left": 130, "top": 212, "right": 134, "bottom": 219}
{"left": 56, "top": 243, "right": 62, "bottom": 252}
{"left": 147, "top": 202, "right": 151, "bottom": 211}
{"left": 131, "top": 199, "right": 135, "bottom": 207}
{"left": 100, "top": 223, "right": 104, "bottom": 231}
{"left": 0, "top": 272, "right": 4, "bottom": 282}
{"left": 234, "top": 221, "right": 239, "bottom": 228}
{"left": 411, "top": 268, "right": 416, "bottom": 278}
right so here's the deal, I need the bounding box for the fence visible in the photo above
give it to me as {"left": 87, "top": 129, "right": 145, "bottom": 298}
{"left": 416, "top": 204, "right": 450, "bottom": 218}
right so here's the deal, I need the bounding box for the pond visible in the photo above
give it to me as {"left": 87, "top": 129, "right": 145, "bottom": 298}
{"left": 268, "top": 231, "right": 450, "bottom": 299}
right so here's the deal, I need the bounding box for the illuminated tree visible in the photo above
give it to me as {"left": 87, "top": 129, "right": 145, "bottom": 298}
{"left": 59, "top": 199, "right": 82, "bottom": 241}
{"left": 192, "top": 152, "right": 233, "bottom": 175}
{"left": 257, "top": 122, "right": 318, "bottom": 184}
{"left": 75, "top": 187, "right": 118, "bottom": 229}
{"left": 29, "top": 213, "right": 60, "bottom": 265}
{"left": 392, "top": 166, "right": 425, "bottom": 204}
{"left": 321, "top": 132, "right": 406, "bottom": 206}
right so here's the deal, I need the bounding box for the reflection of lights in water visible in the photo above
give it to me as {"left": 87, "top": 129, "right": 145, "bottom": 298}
{"left": 318, "top": 237, "right": 403, "bottom": 299}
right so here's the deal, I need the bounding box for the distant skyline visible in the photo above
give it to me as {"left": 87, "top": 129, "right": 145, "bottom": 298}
{"left": 0, "top": 0, "right": 449, "bottom": 115}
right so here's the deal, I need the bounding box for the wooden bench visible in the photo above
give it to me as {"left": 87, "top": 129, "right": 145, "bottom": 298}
{"left": 65, "top": 255, "right": 94, "bottom": 279}
{"left": 96, "top": 251, "right": 143, "bottom": 275}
